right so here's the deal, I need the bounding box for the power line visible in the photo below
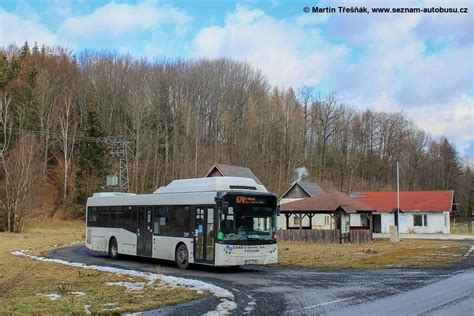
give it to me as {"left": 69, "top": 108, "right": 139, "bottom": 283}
{"left": 0, "top": 127, "right": 134, "bottom": 193}
{"left": 0, "top": 127, "right": 134, "bottom": 143}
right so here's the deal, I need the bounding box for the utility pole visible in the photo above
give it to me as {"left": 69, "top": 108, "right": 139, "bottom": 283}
{"left": 397, "top": 161, "right": 400, "bottom": 240}
{"left": 106, "top": 138, "right": 133, "bottom": 192}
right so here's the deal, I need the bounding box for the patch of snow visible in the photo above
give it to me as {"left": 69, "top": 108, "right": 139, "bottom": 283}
{"left": 12, "top": 250, "right": 236, "bottom": 315}
{"left": 71, "top": 291, "right": 86, "bottom": 297}
{"left": 465, "top": 245, "right": 474, "bottom": 257}
{"left": 242, "top": 294, "right": 256, "bottom": 314}
{"left": 36, "top": 293, "right": 61, "bottom": 300}
{"left": 204, "top": 298, "right": 237, "bottom": 316}
{"left": 106, "top": 281, "right": 147, "bottom": 292}
{"left": 84, "top": 305, "right": 92, "bottom": 314}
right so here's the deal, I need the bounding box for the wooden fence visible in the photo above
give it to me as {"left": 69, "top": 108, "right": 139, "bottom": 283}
{"left": 349, "top": 229, "right": 373, "bottom": 243}
{"left": 277, "top": 229, "right": 372, "bottom": 243}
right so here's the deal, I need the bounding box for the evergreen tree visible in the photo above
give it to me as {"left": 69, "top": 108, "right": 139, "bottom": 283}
{"left": 74, "top": 104, "right": 110, "bottom": 215}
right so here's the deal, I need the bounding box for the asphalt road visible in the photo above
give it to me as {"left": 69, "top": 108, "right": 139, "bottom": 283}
{"left": 47, "top": 242, "right": 474, "bottom": 315}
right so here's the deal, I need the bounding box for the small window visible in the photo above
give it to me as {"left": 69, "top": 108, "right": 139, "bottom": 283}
{"left": 413, "top": 214, "right": 428, "bottom": 227}
{"left": 294, "top": 216, "right": 300, "bottom": 225}
{"left": 154, "top": 221, "right": 160, "bottom": 234}
{"left": 147, "top": 208, "right": 152, "bottom": 223}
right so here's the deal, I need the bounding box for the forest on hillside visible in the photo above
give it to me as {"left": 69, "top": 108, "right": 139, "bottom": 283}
{"left": 0, "top": 43, "right": 472, "bottom": 232}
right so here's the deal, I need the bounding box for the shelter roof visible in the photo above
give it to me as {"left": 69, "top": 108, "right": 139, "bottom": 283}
{"left": 281, "top": 181, "right": 326, "bottom": 199}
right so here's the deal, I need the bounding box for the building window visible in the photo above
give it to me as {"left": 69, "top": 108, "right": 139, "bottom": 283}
{"left": 413, "top": 214, "right": 428, "bottom": 227}
{"left": 293, "top": 216, "right": 300, "bottom": 225}
{"left": 324, "top": 216, "right": 330, "bottom": 226}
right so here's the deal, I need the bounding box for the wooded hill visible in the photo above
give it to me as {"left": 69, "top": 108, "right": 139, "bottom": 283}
{"left": 0, "top": 43, "right": 472, "bottom": 231}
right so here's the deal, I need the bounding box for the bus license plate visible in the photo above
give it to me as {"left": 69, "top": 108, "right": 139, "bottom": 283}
{"left": 245, "top": 260, "right": 258, "bottom": 265}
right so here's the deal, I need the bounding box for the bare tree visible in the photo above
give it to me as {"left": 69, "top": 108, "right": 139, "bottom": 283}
{"left": 0, "top": 135, "right": 40, "bottom": 232}
{"left": 55, "top": 95, "right": 77, "bottom": 204}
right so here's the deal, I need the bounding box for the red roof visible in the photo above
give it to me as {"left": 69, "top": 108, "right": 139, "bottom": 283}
{"left": 280, "top": 192, "right": 375, "bottom": 213}
{"left": 351, "top": 191, "right": 454, "bottom": 213}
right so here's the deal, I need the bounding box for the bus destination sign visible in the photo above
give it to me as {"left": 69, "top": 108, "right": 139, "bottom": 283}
{"left": 235, "top": 196, "right": 266, "bottom": 205}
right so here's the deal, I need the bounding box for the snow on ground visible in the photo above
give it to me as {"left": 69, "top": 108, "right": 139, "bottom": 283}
{"left": 36, "top": 293, "right": 61, "bottom": 300}
{"left": 242, "top": 294, "right": 256, "bottom": 315}
{"left": 105, "top": 281, "right": 147, "bottom": 292}
{"left": 12, "top": 250, "right": 236, "bottom": 315}
{"left": 465, "top": 245, "right": 474, "bottom": 257}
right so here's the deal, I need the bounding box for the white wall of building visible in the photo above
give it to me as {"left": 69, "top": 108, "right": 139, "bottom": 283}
{"left": 379, "top": 212, "right": 450, "bottom": 234}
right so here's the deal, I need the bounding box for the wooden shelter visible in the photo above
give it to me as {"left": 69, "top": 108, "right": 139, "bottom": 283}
{"left": 279, "top": 192, "right": 375, "bottom": 243}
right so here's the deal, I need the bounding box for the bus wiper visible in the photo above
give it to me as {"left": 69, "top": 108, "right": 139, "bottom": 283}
{"left": 227, "top": 234, "right": 247, "bottom": 244}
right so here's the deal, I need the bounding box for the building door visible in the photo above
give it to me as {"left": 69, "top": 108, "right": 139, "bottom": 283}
{"left": 137, "top": 207, "right": 153, "bottom": 257}
{"left": 373, "top": 214, "right": 382, "bottom": 233}
{"left": 194, "top": 207, "right": 215, "bottom": 262}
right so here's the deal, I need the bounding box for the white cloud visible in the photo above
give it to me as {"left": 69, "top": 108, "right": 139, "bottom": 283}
{"left": 0, "top": 10, "right": 56, "bottom": 47}
{"left": 191, "top": 4, "right": 347, "bottom": 88}
{"left": 411, "top": 94, "right": 474, "bottom": 143}
{"left": 58, "top": 1, "right": 191, "bottom": 39}
{"left": 190, "top": 3, "right": 472, "bottom": 155}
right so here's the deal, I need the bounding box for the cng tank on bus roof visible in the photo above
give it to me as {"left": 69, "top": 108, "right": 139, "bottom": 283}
{"left": 92, "top": 192, "right": 137, "bottom": 197}
{"left": 153, "top": 176, "right": 268, "bottom": 194}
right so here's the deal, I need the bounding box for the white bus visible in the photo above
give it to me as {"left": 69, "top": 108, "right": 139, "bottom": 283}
{"left": 85, "top": 177, "right": 278, "bottom": 269}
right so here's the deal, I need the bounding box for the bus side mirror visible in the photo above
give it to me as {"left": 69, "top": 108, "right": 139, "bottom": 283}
{"left": 276, "top": 206, "right": 281, "bottom": 216}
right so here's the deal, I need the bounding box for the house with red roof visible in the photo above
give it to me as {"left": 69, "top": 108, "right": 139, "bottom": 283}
{"left": 351, "top": 191, "right": 455, "bottom": 234}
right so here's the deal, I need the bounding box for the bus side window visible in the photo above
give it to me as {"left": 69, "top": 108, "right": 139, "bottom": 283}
{"left": 172, "top": 206, "right": 190, "bottom": 237}
{"left": 88, "top": 207, "right": 98, "bottom": 226}
{"left": 97, "top": 207, "right": 106, "bottom": 227}
{"left": 153, "top": 217, "right": 160, "bottom": 235}
{"left": 153, "top": 207, "right": 171, "bottom": 236}
{"left": 115, "top": 207, "right": 123, "bottom": 228}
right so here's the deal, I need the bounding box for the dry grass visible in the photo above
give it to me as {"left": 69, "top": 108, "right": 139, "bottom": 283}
{"left": 451, "top": 222, "right": 474, "bottom": 235}
{"left": 0, "top": 222, "right": 206, "bottom": 315}
{"left": 278, "top": 239, "right": 469, "bottom": 269}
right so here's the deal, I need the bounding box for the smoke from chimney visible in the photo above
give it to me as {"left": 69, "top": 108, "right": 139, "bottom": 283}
{"left": 292, "top": 166, "right": 309, "bottom": 184}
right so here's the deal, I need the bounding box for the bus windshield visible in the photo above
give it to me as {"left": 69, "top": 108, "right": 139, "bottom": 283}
{"left": 217, "top": 206, "right": 275, "bottom": 242}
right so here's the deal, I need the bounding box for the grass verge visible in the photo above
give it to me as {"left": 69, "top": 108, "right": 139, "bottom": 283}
{"left": 278, "top": 239, "right": 469, "bottom": 269}
{"left": 0, "top": 222, "right": 206, "bottom": 315}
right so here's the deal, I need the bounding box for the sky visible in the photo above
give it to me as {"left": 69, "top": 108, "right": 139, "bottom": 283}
{"left": 1, "top": 0, "right": 473, "bottom": 163}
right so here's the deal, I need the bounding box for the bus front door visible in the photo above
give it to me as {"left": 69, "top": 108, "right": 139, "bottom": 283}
{"left": 194, "top": 207, "right": 215, "bottom": 263}
{"left": 137, "top": 207, "right": 153, "bottom": 257}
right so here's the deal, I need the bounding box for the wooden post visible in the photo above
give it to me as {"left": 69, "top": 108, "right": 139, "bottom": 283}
{"left": 339, "top": 213, "right": 343, "bottom": 244}
{"left": 332, "top": 213, "right": 341, "bottom": 244}
{"left": 285, "top": 213, "right": 290, "bottom": 229}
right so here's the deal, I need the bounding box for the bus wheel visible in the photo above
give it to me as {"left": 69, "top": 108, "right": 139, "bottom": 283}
{"left": 109, "top": 238, "right": 119, "bottom": 260}
{"left": 175, "top": 244, "right": 189, "bottom": 270}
